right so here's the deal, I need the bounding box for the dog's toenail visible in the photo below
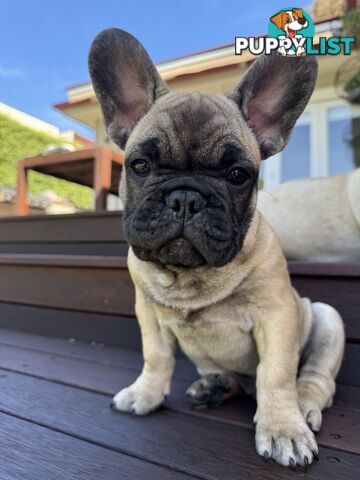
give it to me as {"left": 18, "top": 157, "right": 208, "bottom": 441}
{"left": 289, "top": 458, "right": 296, "bottom": 471}
{"left": 262, "top": 451, "right": 269, "bottom": 462}
{"left": 110, "top": 400, "right": 116, "bottom": 409}
{"left": 304, "top": 456, "right": 309, "bottom": 470}
{"left": 312, "top": 449, "right": 319, "bottom": 461}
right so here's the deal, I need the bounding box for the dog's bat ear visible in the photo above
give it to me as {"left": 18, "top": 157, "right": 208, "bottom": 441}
{"left": 270, "top": 11, "right": 286, "bottom": 30}
{"left": 89, "top": 28, "right": 168, "bottom": 149}
{"left": 229, "top": 54, "right": 318, "bottom": 160}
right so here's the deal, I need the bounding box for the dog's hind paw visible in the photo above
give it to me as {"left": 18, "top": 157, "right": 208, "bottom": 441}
{"left": 298, "top": 398, "right": 323, "bottom": 432}
{"left": 185, "top": 373, "right": 241, "bottom": 409}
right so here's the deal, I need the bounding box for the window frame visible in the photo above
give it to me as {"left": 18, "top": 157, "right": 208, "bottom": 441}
{"left": 262, "top": 99, "right": 360, "bottom": 189}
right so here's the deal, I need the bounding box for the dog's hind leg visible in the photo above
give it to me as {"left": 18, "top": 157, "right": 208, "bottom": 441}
{"left": 185, "top": 372, "right": 251, "bottom": 409}
{"left": 297, "top": 302, "right": 345, "bottom": 431}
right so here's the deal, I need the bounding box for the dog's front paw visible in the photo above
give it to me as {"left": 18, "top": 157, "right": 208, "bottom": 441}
{"left": 110, "top": 382, "right": 165, "bottom": 415}
{"left": 255, "top": 410, "right": 318, "bottom": 468}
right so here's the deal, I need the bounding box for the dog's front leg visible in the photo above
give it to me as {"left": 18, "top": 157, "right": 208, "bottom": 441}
{"left": 111, "top": 285, "right": 176, "bottom": 415}
{"left": 253, "top": 305, "right": 318, "bottom": 468}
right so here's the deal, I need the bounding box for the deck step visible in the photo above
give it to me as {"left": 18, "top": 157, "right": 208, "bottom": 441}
{"left": 0, "top": 211, "right": 128, "bottom": 256}
{"left": 0, "top": 254, "right": 135, "bottom": 316}
{"left": 0, "top": 253, "right": 359, "bottom": 343}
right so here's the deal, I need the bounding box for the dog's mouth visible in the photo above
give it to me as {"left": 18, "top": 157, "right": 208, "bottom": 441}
{"left": 132, "top": 237, "right": 206, "bottom": 268}
{"left": 124, "top": 181, "right": 244, "bottom": 268}
{"left": 287, "top": 27, "right": 296, "bottom": 38}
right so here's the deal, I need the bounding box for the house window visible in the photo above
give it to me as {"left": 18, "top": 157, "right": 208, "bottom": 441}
{"left": 281, "top": 113, "right": 310, "bottom": 182}
{"left": 260, "top": 104, "right": 360, "bottom": 190}
{"left": 328, "top": 106, "right": 360, "bottom": 175}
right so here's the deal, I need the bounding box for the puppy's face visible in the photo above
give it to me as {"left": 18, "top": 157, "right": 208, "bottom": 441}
{"left": 89, "top": 29, "right": 317, "bottom": 268}
{"left": 122, "top": 93, "right": 259, "bottom": 267}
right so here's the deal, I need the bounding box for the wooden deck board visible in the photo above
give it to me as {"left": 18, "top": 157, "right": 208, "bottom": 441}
{"left": 0, "top": 333, "right": 357, "bottom": 409}
{"left": 0, "top": 330, "right": 360, "bottom": 480}
{"left": 0, "top": 412, "right": 192, "bottom": 480}
{"left": 0, "top": 368, "right": 358, "bottom": 480}
{"left": 0, "top": 328, "right": 196, "bottom": 380}
{"left": 0, "top": 302, "right": 143, "bottom": 350}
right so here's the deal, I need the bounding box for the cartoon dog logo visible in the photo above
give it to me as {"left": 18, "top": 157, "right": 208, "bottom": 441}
{"left": 270, "top": 8, "right": 309, "bottom": 56}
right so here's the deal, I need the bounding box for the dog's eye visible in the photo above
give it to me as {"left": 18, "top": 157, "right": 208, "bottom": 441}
{"left": 286, "top": 15, "right": 291, "bottom": 23}
{"left": 131, "top": 159, "right": 151, "bottom": 176}
{"left": 227, "top": 167, "right": 251, "bottom": 186}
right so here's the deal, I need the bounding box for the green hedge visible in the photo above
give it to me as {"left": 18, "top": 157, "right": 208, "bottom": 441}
{"left": 0, "top": 113, "right": 92, "bottom": 209}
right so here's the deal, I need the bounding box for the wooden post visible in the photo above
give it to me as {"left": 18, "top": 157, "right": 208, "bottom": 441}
{"left": 16, "top": 161, "right": 29, "bottom": 216}
{"left": 344, "top": 0, "right": 357, "bottom": 12}
{"left": 94, "top": 148, "right": 112, "bottom": 211}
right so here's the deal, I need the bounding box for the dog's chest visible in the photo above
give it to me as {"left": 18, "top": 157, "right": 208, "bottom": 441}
{"left": 158, "top": 299, "right": 258, "bottom": 375}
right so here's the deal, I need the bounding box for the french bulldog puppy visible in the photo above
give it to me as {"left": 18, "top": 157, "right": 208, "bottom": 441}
{"left": 258, "top": 169, "right": 360, "bottom": 262}
{"left": 89, "top": 29, "right": 345, "bottom": 469}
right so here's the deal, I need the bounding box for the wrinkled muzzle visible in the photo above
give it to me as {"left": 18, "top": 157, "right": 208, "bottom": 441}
{"left": 124, "top": 178, "right": 239, "bottom": 267}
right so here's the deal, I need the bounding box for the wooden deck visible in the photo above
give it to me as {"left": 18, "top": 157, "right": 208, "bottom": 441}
{"left": 0, "top": 327, "right": 357, "bottom": 480}
{"left": 0, "top": 212, "right": 359, "bottom": 478}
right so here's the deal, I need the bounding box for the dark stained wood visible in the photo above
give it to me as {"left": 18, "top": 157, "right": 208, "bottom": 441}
{"left": 0, "top": 302, "right": 141, "bottom": 350}
{"left": 0, "top": 253, "right": 359, "bottom": 348}
{"left": 94, "top": 147, "right": 112, "bottom": 210}
{"left": 15, "top": 161, "right": 29, "bottom": 215}
{"left": 0, "top": 211, "right": 125, "bottom": 243}
{"left": 337, "top": 344, "right": 360, "bottom": 387}
{"left": 0, "top": 327, "right": 358, "bottom": 414}
{"left": 34, "top": 158, "right": 95, "bottom": 187}
{"left": 16, "top": 147, "right": 124, "bottom": 214}
{"left": 289, "top": 262, "right": 360, "bottom": 277}
{"left": 0, "top": 297, "right": 359, "bottom": 385}
{"left": 0, "top": 338, "right": 357, "bottom": 455}
{"left": 0, "top": 253, "right": 127, "bottom": 268}
{"left": 0, "top": 342, "right": 195, "bottom": 396}
{"left": 0, "top": 242, "right": 128, "bottom": 256}
{"left": 291, "top": 274, "right": 360, "bottom": 343}
{"left": 335, "top": 384, "right": 360, "bottom": 413}
{"left": 0, "top": 213, "right": 358, "bottom": 344}
{"left": 0, "top": 412, "right": 189, "bottom": 480}
{"left": 0, "top": 327, "right": 358, "bottom": 399}
{"left": 0, "top": 368, "right": 358, "bottom": 480}
{"left": 0, "top": 259, "right": 135, "bottom": 316}
{"left": 0, "top": 328, "right": 196, "bottom": 380}
{"left": 19, "top": 147, "right": 118, "bottom": 169}
{"left": 0, "top": 215, "right": 359, "bottom": 479}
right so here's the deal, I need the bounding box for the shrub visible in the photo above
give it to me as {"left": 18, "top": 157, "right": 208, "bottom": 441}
{"left": 0, "top": 113, "right": 92, "bottom": 209}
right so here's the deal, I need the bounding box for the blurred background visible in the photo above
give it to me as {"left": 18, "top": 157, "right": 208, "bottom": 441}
{"left": 0, "top": 0, "right": 359, "bottom": 216}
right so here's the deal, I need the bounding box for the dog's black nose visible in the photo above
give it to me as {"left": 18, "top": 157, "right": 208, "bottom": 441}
{"left": 166, "top": 189, "right": 205, "bottom": 219}
{"left": 298, "top": 17, "right": 306, "bottom": 25}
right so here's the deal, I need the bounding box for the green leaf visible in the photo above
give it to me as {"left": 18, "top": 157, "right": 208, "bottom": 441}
{"left": 0, "top": 114, "right": 92, "bottom": 209}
